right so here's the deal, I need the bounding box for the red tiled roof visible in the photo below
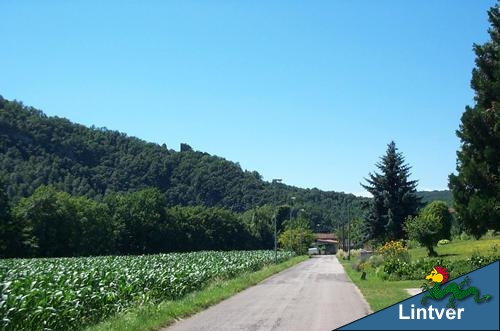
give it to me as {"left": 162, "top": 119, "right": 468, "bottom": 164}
{"left": 314, "top": 233, "right": 337, "bottom": 240}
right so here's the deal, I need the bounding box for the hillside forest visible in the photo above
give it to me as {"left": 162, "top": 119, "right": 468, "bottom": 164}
{"left": 0, "top": 95, "right": 453, "bottom": 258}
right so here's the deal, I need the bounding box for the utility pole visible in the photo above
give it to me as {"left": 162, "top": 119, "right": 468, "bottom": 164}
{"left": 347, "top": 205, "right": 351, "bottom": 260}
{"left": 289, "top": 196, "right": 296, "bottom": 251}
{"left": 342, "top": 213, "right": 346, "bottom": 252}
{"left": 272, "top": 179, "right": 282, "bottom": 263}
{"left": 298, "top": 208, "right": 305, "bottom": 253}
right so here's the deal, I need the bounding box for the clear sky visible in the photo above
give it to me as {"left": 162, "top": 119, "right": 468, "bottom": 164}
{"left": 0, "top": 1, "right": 497, "bottom": 196}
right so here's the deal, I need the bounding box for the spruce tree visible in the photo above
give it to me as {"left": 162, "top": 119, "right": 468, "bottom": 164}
{"left": 362, "top": 141, "right": 421, "bottom": 242}
{"left": 448, "top": 3, "right": 500, "bottom": 238}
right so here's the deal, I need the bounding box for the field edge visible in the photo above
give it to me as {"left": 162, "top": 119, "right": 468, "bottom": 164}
{"left": 85, "top": 255, "right": 309, "bottom": 331}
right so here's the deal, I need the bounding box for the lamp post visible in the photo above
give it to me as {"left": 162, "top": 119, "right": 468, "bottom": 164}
{"left": 289, "top": 196, "right": 296, "bottom": 251}
{"left": 298, "top": 208, "right": 305, "bottom": 253}
{"left": 341, "top": 216, "right": 346, "bottom": 252}
{"left": 272, "top": 178, "right": 282, "bottom": 263}
{"left": 347, "top": 205, "right": 351, "bottom": 261}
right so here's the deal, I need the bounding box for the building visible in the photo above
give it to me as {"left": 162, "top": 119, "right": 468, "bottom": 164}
{"left": 314, "top": 233, "right": 339, "bottom": 254}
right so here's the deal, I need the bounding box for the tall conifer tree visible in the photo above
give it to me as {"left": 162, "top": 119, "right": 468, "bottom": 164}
{"left": 362, "top": 141, "right": 421, "bottom": 242}
{"left": 449, "top": 3, "right": 500, "bottom": 238}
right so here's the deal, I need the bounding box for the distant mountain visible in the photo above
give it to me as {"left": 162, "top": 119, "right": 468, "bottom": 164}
{"left": 417, "top": 190, "right": 453, "bottom": 205}
{"left": 0, "top": 95, "right": 368, "bottom": 229}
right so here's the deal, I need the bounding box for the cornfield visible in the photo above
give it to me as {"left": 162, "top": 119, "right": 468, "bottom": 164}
{"left": 0, "top": 250, "right": 294, "bottom": 330}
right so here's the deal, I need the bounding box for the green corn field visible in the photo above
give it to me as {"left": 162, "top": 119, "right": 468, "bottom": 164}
{"left": 0, "top": 250, "right": 295, "bottom": 330}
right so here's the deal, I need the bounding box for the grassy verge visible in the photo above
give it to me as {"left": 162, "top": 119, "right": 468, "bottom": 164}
{"left": 340, "top": 259, "right": 422, "bottom": 312}
{"left": 340, "top": 237, "right": 500, "bottom": 312}
{"left": 409, "top": 237, "right": 500, "bottom": 260}
{"left": 86, "top": 255, "right": 308, "bottom": 331}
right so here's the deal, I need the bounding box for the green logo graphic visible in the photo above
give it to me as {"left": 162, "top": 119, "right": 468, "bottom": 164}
{"left": 420, "top": 266, "right": 492, "bottom": 308}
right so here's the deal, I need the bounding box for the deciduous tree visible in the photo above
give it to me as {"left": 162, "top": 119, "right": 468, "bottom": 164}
{"left": 405, "top": 200, "right": 453, "bottom": 257}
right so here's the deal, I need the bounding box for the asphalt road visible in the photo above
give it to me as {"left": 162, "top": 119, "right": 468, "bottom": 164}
{"left": 162, "top": 255, "right": 372, "bottom": 331}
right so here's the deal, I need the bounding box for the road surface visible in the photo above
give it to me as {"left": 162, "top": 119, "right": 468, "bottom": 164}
{"left": 162, "top": 255, "right": 372, "bottom": 331}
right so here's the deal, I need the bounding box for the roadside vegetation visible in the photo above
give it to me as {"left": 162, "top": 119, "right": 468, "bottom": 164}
{"left": 0, "top": 250, "right": 298, "bottom": 331}
{"left": 339, "top": 234, "right": 500, "bottom": 312}
{"left": 87, "top": 255, "right": 307, "bottom": 331}
{"left": 339, "top": 4, "right": 500, "bottom": 311}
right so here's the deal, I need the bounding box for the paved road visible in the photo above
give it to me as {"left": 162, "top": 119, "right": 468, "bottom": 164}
{"left": 162, "top": 255, "right": 372, "bottom": 331}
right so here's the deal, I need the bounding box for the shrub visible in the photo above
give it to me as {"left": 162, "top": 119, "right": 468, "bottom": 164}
{"left": 375, "top": 266, "right": 389, "bottom": 280}
{"left": 376, "top": 254, "right": 500, "bottom": 281}
{"left": 459, "top": 232, "right": 471, "bottom": 241}
{"left": 351, "top": 259, "right": 368, "bottom": 272}
{"left": 467, "top": 251, "right": 488, "bottom": 268}
{"left": 404, "top": 239, "right": 421, "bottom": 249}
{"left": 437, "top": 239, "right": 450, "bottom": 246}
{"left": 377, "top": 240, "right": 412, "bottom": 280}
{"left": 377, "top": 240, "right": 410, "bottom": 263}
{"left": 367, "top": 254, "right": 385, "bottom": 268}
{"left": 377, "top": 240, "right": 404, "bottom": 257}
{"left": 336, "top": 249, "right": 347, "bottom": 260}
{"left": 349, "top": 248, "right": 364, "bottom": 259}
{"left": 481, "top": 229, "right": 499, "bottom": 239}
{"left": 383, "top": 259, "right": 409, "bottom": 277}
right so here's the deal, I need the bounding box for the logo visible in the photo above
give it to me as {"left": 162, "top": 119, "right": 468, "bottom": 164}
{"left": 421, "top": 266, "right": 491, "bottom": 308}
{"left": 399, "top": 265, "right": 492, "bottom": 320}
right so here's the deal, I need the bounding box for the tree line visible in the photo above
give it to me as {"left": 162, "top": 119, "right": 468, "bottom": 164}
{"left": 1, "top": 183, "right": 313, "bottom": 258}
{"left": 0, "top": 95, "right": 368, "bottom": 235}
{"left": 0, "top": 94, "right": 367, "bottom": 258}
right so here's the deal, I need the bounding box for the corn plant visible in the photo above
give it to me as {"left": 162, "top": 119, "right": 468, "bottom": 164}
{"left": 0, "top": 250, "right": 294, "bottom": 330}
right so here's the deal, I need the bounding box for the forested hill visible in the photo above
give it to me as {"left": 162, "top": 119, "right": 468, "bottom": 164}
{"left": 417, "top": 190, "right": 452, "bottom": 206}
{"left": 0, "top": 95, "right": 368, "bottom": 227}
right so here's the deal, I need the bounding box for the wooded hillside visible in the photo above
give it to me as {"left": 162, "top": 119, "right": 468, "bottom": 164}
{"left": 0, "top": 96, "right": 370, "bottom": 230}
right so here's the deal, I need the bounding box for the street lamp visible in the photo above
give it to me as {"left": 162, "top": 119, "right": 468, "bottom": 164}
{"left": 298, "top": 208, "right": 305, "bottom": 253}
{"left": 272, "top": 178, "right": 282, "bottom": 263}
{"left": 347, "top": 205, "right": 351, "bottom": 261}
{"left": 289, "top": 196, "right": 296, "bottom": 251}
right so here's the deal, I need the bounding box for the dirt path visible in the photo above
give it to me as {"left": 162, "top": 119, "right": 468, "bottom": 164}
{"left": 162, "top": 255, "right": 372, "bottom": 331}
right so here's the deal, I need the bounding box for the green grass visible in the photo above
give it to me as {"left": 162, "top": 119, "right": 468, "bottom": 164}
{"left": 341, "top": 237, "right": 500, "bottom": 312}
{"left": 340, "top": 259, "right": 422, "bottom": 312}
{"left": 86, "top": 255, "right": 308, "bottom": 331}
{"left": 409, "top": 237, "right": 500, "bottom": 260}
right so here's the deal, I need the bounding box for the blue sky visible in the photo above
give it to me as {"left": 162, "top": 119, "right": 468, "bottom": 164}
{"left": 0, "top": 1, "right": 496, "bottom": 196}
